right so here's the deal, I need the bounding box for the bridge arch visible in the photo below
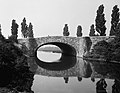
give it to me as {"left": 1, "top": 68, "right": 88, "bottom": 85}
{"left": 35, "top": 42, "right": 77, "bottom": 71}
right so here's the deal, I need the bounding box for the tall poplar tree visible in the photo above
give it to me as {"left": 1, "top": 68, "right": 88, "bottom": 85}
{"left": 115, "top": 23, "right": 120, "bottom": 37}
{"left": 63, "top": 24, "right": 70, "bottom": 36}
{"left": 11, "top": 19, "right": 19, "bottom": 37}
{"left": 21, "top": 18, "right": 28, "bottom": 38}
{"left": 95, "top": 4, "right": 106, "bottom": 36}
{"left": 0, "top": 24, "right": 1, "bottom": 35}
{"left": 28, "top": 23, "right": 34, "bottom": 38}
{"left": 0, "top": 24, "right": 5, "bottom": 41}
{"left": 109, "top": 5, "right": 120, "bottom": 36}
{"left": 9, "top": 19, "right": 19, "bottom": 42}
{"left": 76, "top": 25, "right": 82, "bottom": 37}
{"left": 89, "top": 24, "right": 96, "bottom": 36}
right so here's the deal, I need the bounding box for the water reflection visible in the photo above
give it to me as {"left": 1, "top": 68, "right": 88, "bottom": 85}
{"left": 96, "top": 78, "right": 107, "bottom": 93}
{"left": 91, "top": 77, "right": 95, "bottom": 82}
{"left": 32, "top": 54, "right": 120, "bottom": 93}
{"left": 2, "top": 52, "right": 120, "bottom": 93}
{"left": 77, "top": 76, "right": 82, "bottom": 82}
{"left": 37, "top": 51, "right": 62, "bottom": 62}
{"left": 88, "top": 60, "right": 120, "bottom": 80}
{"left": 35, "top": 51, "right": 77, "bottom": 71}
{"left": 63, "top": 77, "right": 69, "bottom": 83}
{"left": 112, "top": 79, "right": 120, "bottom": 93}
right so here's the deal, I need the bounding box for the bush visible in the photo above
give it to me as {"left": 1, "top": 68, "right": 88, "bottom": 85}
{"left": 0, "top": 37, "right": 34, "bottom": 92}
{"left": 90, "top": 37, "right": 120, "bottom": 61}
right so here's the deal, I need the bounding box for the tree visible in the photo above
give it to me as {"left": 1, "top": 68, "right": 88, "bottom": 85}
{"left": 115, "top": 23, "right": 120, "bottom": 37}
{"left": 0, "top": 24, "right": 5, "bottom": 41}
{"left": 110, "top": 5, "right": 120, "bottom": 36}
{"left": 11, "top": 19, "right": 19, "bottom": 36}
{"left": 93, "top": 40, "right": 110, "bottom": 56}
{"left": 76, "top": 25, "right": 82, "bottom": 37}
{"left": 89, "top": 24, "right": 96, "bottom": 36}
{"left": 90, "top": 40, "right": 113, "bottom": 61}
{"left": 21, "top": 17, "right": 28, "bottom": 38}
{"left": 0, "top": 24, "right": 1, "bottom": 35}
{"left": 63, "top": 24, "right": 70, "bottom": 36}
{"left": 95, "top": 4, "right": 106, "bottom": 36}
{"left": 28, "top": 23, "right": 34, "bottom": 38}
{"left": 0, "top": 37, "right": 34, "bottom": 92}
{"left": 9, "top": 19, "right": 19, "bottom": 43}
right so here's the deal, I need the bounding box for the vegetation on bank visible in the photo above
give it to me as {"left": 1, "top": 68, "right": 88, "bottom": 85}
{"left": 87, "top": 37, "right": 120, "bottom": 62}
{"left": 0, "top": 27, "right": 34, "bottom": 92}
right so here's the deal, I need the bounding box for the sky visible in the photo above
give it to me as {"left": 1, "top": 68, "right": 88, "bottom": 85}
{"left": 0, "top": 0, "right": 120, "bottom": 38}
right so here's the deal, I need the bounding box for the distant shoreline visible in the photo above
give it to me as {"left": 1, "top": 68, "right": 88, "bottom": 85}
{"left": 38, "top": 46, "right": 62, "bottom": 53}
{"left": 38, "top": 50, "right": 62, "bottom": 53}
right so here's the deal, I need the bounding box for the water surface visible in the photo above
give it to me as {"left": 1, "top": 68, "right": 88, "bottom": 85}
{"left": 32, "top": 51, "right": 120, "bottom": 93}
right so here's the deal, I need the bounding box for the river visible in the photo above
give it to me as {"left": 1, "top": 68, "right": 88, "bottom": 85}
{"left": 31, "top": 51, "right": 118, "bottom": 93}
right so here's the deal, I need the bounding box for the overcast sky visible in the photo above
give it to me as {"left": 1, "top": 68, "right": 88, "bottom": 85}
{"left": 0, "top": 0, "right": 120, "bottom": 38}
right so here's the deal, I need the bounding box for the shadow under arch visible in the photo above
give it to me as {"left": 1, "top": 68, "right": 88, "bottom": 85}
{"left": 35, "top": 42, "right": 77, "bottom": 71}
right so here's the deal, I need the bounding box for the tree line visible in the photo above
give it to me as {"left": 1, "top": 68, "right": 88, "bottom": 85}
{"left": 63, "top": 4, "right": 120, "bottom": 37}
{"left": 0, "top": 4, "right": 119, "bottom": 39}
{"left": 0, "top": 18, "right": 34, "bottom": 92}
{"left": 0, "top": 17, "right": 34, "bottom": 43}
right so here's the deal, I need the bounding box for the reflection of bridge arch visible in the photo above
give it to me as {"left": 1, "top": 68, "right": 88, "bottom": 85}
{"left": 35, "top": 42, "right": 77, "bottom": 71}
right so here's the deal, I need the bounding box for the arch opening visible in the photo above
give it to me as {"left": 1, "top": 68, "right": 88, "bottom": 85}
{"left": 35, "top": 42, "right": 77, "bottom": 71}
{"left": 37, "top": 44, "right": 62, "bottom": 62}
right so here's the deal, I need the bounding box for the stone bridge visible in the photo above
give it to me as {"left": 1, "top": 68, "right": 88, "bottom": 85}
{"left": 18, "top": 36, "right": 94, "bottom": 57}
{"left": 18, "top": 36, "right": 115, "bottom": 77}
